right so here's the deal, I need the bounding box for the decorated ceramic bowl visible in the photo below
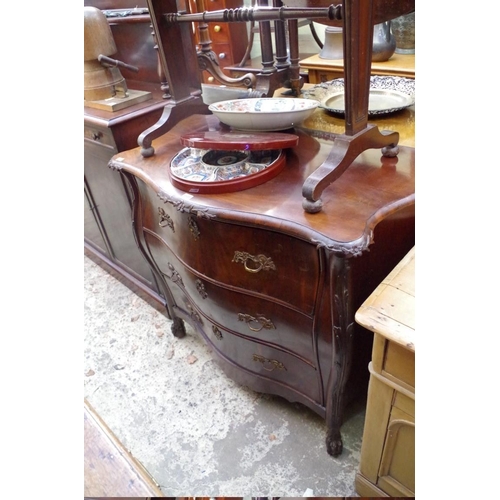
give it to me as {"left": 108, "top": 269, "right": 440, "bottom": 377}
{"left": 208, "top": 97, "right": 319, "bottom": 131}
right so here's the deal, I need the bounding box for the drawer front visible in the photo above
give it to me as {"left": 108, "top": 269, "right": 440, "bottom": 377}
{"left": 144, "top": 228, "right": 317, "bottom": 364}
{"left": 158, "top": 240, "right": 315, "bottom": 363}
{"left": 84, "top": 125, "right": 116, "bottom": 149}
{"left": 393, "top": 391, "right": 415, "bottom": 418}
{"left": 207, "top": 0, "right": 230, "bottom": 11}
{"left": 144, "top": 195, "right": 320, "bottom": 315}
{"left": 209, "top": 25, "right": 231, "bottom": 44}
{"left": 210, "top": 42, "right": 233, "bottom": 67}
{"left": 207, "top": 322, "right": 322, "bottom": 405}
{"left": 142, "top": 228, "right": 322, "bottom": 405}
{"left": 382, "top": 340, "right": 415, "bottom": 390}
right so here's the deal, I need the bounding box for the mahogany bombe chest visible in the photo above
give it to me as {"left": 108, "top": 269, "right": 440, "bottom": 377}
{"left": 109, "top": 113, "right": 415, "bottom": 456}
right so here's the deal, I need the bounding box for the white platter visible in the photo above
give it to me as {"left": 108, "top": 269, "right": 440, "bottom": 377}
{"left": 208, "top": 98, "right": 319, "bottom": 131}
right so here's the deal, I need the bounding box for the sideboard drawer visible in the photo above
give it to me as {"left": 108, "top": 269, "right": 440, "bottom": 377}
{"left": 204, "top": 319, "right": 322, "bottom": 405}
{"left": 84, "top": 125, "right": 116, "bottom": 149}
{"left": 143, "top": 223, "right": 323, "bottom": 405}
{"left": 146, "top": 200, "right": 320, "bottom": 315}
{"left": 144, "top": 228, "right": 317, "bottom": 364}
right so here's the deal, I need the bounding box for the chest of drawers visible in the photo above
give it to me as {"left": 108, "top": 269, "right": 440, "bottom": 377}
{"left": 110, "top": 113, "right": 415, "bottom": 456}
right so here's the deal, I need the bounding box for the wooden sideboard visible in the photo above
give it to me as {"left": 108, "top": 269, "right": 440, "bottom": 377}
{"left": 354, "top": 247, "right": 415, "bottom": 496}
{"left": 84, "top": 0, "right": 168, "bottom": 304}
{"left": 300, "top": 52, "right": 415, "bottom": 83}
{"left": 108, "top": 110, "right": 415, "bottom": 456}
{"left": 84, "top": 82, "right": 168, "bottom": 302}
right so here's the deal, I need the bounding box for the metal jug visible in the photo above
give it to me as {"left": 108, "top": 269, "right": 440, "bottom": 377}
{"left": 372, "top": 21, "right": 396, "bottom": 62}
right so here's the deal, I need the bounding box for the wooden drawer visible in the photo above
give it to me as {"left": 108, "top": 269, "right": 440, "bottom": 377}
{"left": 393, "top": 391, "right": 414, "bottom": 417}
{"left": 382, "top": 339, "right": 415, "bottom": 390}
{"left": 202, "top": 312, "right": 322, "bottom": 405}
{"left": 84, "top": 124, "right": 116, "bottom": 149}
{"left": 142, "top": 227, "right": 322, "bottom": 405}
{"left": 143, "top": 195, "right": 320, "bottom": 315}
{"left": 144, "top": 228, "right": 317, "bottom": 364}
{"left": 206, "top": 0, "right": 230, "bottom": 11}
{"left": 211, "top": 42, "right": 234, "bottom": 67}
{"left": 209, "top": 24, "right": 231, "bottom": 44}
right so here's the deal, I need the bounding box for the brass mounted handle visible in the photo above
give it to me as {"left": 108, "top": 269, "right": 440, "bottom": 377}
{"left": 238, "top": 313, "right": 275, "bottom": 332}
{"left": 252, "top": 354, "right": 287, "bottom": 372}
{"left": 232, "top": 251, "right": 276, "bottom": 274}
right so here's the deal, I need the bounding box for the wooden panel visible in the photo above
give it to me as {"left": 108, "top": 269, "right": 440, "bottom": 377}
{"left": 357, "top": 376, "right": 393, "bottom": 482}
{"left": 393, "top": 391, "right": 415, "bottom": 417}
{"left": 84, "top": 399, "right": 163, "bottom": 496}
{"left": 383, "top": 339, "right": 415, "bottom": 389}
{"left": 378, "top": 406, "right": 415, "bottom": 496}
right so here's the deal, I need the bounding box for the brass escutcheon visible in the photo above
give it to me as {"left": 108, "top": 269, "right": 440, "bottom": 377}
{"left": 158, "top": 207, "right": 175, "bottom": 232}
{"left": 186, "top": 303, "right": 202, "bottom": 325}
{"left": 196, "top": 279, "right": 208, "bottom": 299}
{"left": 212, "top": 325, "right": 223, "bottom": 340}
{"left": 188, "top": 216, "right": 200, "bottom": 240}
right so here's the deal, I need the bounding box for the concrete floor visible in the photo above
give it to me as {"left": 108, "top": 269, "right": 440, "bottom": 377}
{"left": 84, "top": 254, "right": 366, "bottom": 496}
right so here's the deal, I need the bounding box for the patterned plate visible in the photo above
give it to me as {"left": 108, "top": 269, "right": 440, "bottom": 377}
{"left": 170, "top": 147, "right": 280, "bottom": 182}
{"left": 301, "top": 76, "right": 415, "bottom": 116}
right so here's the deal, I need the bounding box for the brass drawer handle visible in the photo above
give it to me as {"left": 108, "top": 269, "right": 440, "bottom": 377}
{"left": 252, "top": 354, "right": 287, "bottom": 372}
{"left": 232, "top": 251, "right": 276, "bottom": 273}
{"left": 238, "top": 313, "right": 275, "bottom": 332}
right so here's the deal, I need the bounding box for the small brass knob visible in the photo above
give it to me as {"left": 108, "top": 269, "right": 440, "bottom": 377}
{"left": 214, "top": 25, "right": 221, "bottom": 32}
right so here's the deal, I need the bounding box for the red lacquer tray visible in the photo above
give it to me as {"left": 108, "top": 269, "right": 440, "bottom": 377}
{"left": 169, "top": 131, "right": 299, "bottom": 194}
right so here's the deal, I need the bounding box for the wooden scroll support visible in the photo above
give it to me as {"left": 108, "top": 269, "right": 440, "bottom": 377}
{"left": 138, "top": 0, "right": 211, "bottom": 157}
{"left": 194, "top": 0, "right": 258, "bottom": 90}
{"left": 301, "top": 0, "right": 400, "bottom": 213}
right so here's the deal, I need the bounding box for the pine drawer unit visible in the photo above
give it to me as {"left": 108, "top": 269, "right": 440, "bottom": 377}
{"left": 354, "top": 247, "right": 415, "bottom": 496}
{"left": 109, "top": 113, "right": 415, "bottom": 456}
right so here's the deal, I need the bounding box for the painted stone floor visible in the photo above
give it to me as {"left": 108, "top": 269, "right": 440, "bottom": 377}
{"left": 83, "top": 254, "right": 366, "bottom": 496}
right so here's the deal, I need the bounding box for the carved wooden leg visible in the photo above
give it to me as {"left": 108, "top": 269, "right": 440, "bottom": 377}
{"left": 171, "top": 316, "right": 186, "bottom": 338}
{"left": 325, "top": 255, "right": 354, "bottom": 457}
